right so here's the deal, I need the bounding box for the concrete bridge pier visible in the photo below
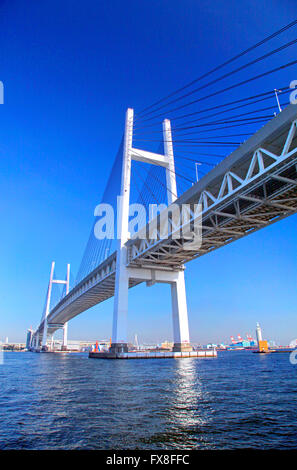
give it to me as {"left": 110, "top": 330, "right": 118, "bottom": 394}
{"left": 111, "top": 267, "right": 192, "bottom": 353}
{"left": 171, "top": 271, "right": 192, "bottom": 352}
{"left": 35, "top": 332, "right": 39, "bottom": 350}
{"left": 111, "top": 266, "right": 192, "bottom": 353}
{"left": 61, "top": 322, "right": 68, "bottom": 351}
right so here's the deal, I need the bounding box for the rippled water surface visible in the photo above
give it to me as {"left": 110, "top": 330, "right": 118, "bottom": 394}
{"left": 0, "top": 351, "right": 296, "bottom": 449}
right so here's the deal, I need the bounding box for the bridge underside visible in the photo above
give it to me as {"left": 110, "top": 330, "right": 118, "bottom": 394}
{"left": 38, "top": 274, "right": 142, "bottom": 336}
{"left": 128, "top": 159, "right": 297, "bottom": 269}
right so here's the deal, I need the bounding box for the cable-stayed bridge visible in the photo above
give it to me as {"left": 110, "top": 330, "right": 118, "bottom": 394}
{"left": 29, "top": 21, "right": 297, "bottom": 354}
{"left": 30, "top": 104, "right": 297, "bottom": 353}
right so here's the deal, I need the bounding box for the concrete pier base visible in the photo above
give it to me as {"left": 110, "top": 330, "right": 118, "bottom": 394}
{"left": 172, "top": 342, "right": 193, "bottom": 352}
{"left": 89, "top": 349, "right": 217, "bottom": 359}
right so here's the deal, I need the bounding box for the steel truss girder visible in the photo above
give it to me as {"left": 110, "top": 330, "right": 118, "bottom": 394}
{"left": 127, "top": 118, "right": 297, "bottom": 267}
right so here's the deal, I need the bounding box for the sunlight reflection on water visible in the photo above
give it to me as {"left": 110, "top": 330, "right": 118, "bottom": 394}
{"left": 0, "top": 352, "right": 296, "bottom": 449}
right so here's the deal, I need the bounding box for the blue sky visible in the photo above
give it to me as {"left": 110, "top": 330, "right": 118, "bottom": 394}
{"left": 0, "top": 0, "right": 296, "bottom": 345}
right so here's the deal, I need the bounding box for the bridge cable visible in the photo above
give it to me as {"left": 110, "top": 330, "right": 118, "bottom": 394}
{"left": 136, "top": 19, "right": 297, "bottom": 117}
{"left": 134, "top": 90, "right": 291, "bottom": 134}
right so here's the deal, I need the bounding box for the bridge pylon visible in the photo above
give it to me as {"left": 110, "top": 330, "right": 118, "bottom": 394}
{"left": 36, "top": 261, "right": 70, "bottom": 351}
{"left": 110, "top": 108, "right": 192, "bottom": 353}
{"left": 34, "top": 332, "right": 40, "bottom": 350}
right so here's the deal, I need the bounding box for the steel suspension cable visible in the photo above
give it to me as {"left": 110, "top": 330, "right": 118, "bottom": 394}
{"left": 134, "top": 59, "right": 297, "bottom": 124}
{"left": 136, "top": 37, "right": 297, "bottom": 121}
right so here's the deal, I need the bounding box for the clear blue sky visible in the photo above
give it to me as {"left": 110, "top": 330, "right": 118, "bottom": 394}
{"left": 0, "top": 0, "right": 296, "bottom": 345}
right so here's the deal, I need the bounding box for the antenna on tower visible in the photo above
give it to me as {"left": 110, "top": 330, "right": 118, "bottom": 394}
{"left": 274, "top": 88, "right": 282, "bottom": 113}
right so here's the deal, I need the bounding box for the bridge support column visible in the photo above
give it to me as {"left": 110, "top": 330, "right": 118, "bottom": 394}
{"left": 171, "top": 272, "right": 192, "bottom": 352}
{"left": 163, "top": 118, "right": 191, "bottom": 351}
{"left": 111, "top": 108, "right": 133, "bottom": 354}
{"left": 110, "top": 269, "right": 129, "bottom": 353}
{"left": 41, "top": 261, "right": 55, "bottom": 351}
{"left": 41, "top": 322, "right": 48, "bottom": 350}
{"left": 35, "top": 332, "right": 39, "bottom": 349}
{"left": 61, "top": 265, "right": 70, "bottom": 351}
{"left": 127, "top": 267, "right": 192, "bottom": 352}
{"left": 62, "top": 322, "right": 68, "bottom": 351}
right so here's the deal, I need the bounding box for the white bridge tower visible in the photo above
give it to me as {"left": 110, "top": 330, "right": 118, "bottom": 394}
{"left": 31, "top": 262, "right": 70, "bottom": 351}
{"left": 110, "top": 108, "right": 192, "bottom": 353}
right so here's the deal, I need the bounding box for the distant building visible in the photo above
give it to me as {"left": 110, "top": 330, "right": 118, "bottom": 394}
{"left": 228, "top": 339, "right": 256, "bottom": 349}
{"left": 90, "top": 340, "right": 110, "bottom": 352}
{"left": 161, "top": 341, "right": 173, "bottom": 350}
